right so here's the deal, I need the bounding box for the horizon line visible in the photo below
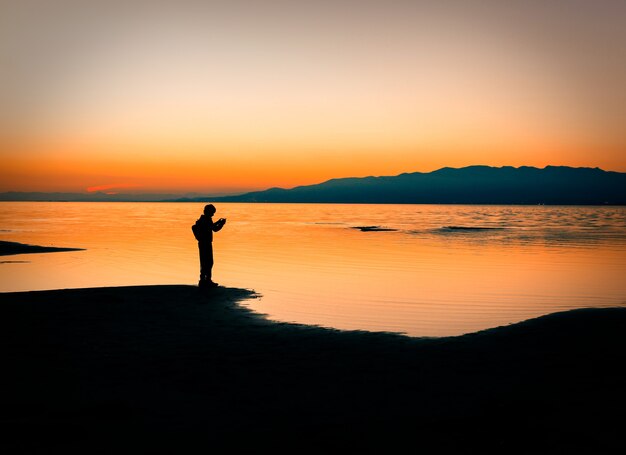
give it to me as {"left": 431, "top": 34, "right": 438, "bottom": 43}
{"left": 1, "top": 164, "right": 622, "bottom": 197}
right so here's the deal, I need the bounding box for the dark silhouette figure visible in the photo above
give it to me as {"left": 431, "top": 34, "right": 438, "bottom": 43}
{"left": 192, "top": 204, "right": 226, "bottom": 288}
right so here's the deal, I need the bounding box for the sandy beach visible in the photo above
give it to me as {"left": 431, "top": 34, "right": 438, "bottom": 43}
{"left": 1, "top": 285, "right": 625, "bottom": 453}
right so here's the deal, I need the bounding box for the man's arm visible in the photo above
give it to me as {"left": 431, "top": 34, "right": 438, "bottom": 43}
{"left": 212, "top": 218, "right": 226, "bottom": 232}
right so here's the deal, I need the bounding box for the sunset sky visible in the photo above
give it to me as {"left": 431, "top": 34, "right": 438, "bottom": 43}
{"left": 2, "top": 0, "right": 625, "bottom": 194}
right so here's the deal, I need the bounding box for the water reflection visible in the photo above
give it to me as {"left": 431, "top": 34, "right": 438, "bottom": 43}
{"left": 0, "top": 202, "right": 624, "bottom": 336}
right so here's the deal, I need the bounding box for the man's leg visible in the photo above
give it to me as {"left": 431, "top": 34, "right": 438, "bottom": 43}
{"left": 198, "top": 242, "right": 215, "bottom": 285}
{"left": 206, "top": 243, "right": 214, "bottom": 283}
{"left": 199, "top": 243, "right": 208, "bottom": 283}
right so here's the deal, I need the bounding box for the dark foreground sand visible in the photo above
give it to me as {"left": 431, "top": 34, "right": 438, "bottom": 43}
{"left": 1, "top": 285, "right": 624, "bottom": 454}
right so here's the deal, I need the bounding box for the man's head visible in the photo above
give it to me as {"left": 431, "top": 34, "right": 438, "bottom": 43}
{"left": 204, "top": 204, "right": 216, "bottom": 216}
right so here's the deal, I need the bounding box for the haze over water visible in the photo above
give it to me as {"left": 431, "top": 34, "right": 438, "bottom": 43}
{"left": 1, "top": 202, "right": 625, "bottom": 336}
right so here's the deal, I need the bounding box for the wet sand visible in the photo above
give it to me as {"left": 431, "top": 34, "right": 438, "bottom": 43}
{"left": 1, "top": 285, "right": 624, "bottom": 453}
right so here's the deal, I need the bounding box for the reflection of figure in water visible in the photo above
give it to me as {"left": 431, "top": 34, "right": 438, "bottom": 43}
{"left": 192, "top": 204, "right": 226, "bottom": 288}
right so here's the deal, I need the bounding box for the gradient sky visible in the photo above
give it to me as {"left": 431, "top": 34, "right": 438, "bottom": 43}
{"left": 2, "top": 0, "right": 625, "bottom": 194}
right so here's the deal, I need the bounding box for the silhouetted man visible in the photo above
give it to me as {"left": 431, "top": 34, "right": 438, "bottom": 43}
{"left": 192, "top": 204, "right": 226, "bottom": 288}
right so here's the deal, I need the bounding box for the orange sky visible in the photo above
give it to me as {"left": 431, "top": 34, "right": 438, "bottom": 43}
{"left": 1, "top": 1, "right": 625, "bottom": 194}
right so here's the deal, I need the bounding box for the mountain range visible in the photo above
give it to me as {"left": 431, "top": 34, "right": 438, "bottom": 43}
{"left": 207, "top": 165, "right": 626, "bottom": 205}
{"left": 2, "top": 166, "right": 625, "bottom": 204}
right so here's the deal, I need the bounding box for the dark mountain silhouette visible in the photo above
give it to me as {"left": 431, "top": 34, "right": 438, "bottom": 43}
{"left": 3, "top": 166, "right": 624, "bottom": 204}
{"left": 209, "top": 166, "right": 626, "bottom": 205}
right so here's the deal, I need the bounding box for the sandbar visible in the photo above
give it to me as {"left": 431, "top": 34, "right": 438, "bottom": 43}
{"left": 0, "top": 240, "right": 85, "bottom": 256}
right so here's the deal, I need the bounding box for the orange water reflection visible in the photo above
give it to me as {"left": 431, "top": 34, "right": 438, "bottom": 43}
{"left": 1, "top": 202, "right": 625, "bottom": 336}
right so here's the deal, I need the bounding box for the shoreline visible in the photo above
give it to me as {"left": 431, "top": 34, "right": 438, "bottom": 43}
{"left": 1, "top": 285, "right": 625, "bottom": 452}
{"left": 0, "top": 240, "right": 85, "bottom": 256}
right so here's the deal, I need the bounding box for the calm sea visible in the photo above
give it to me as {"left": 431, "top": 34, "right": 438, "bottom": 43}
{"left": 1, "top": 202, "right": 625, "bottom": 336}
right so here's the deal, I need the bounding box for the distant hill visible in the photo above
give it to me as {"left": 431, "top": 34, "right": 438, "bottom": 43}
{"left": 208, "top": 166, "right": 626, "bottom": 205}
{"left": 3, "top": 166, "right": 624, "bottom": 204}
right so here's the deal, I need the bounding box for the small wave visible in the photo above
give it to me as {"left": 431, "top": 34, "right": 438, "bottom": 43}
{"left": 442, "top": 226, "right": 506, "bottom": 231}
{"left": 351, "top": 226, "right": 398, "bottom": 232}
